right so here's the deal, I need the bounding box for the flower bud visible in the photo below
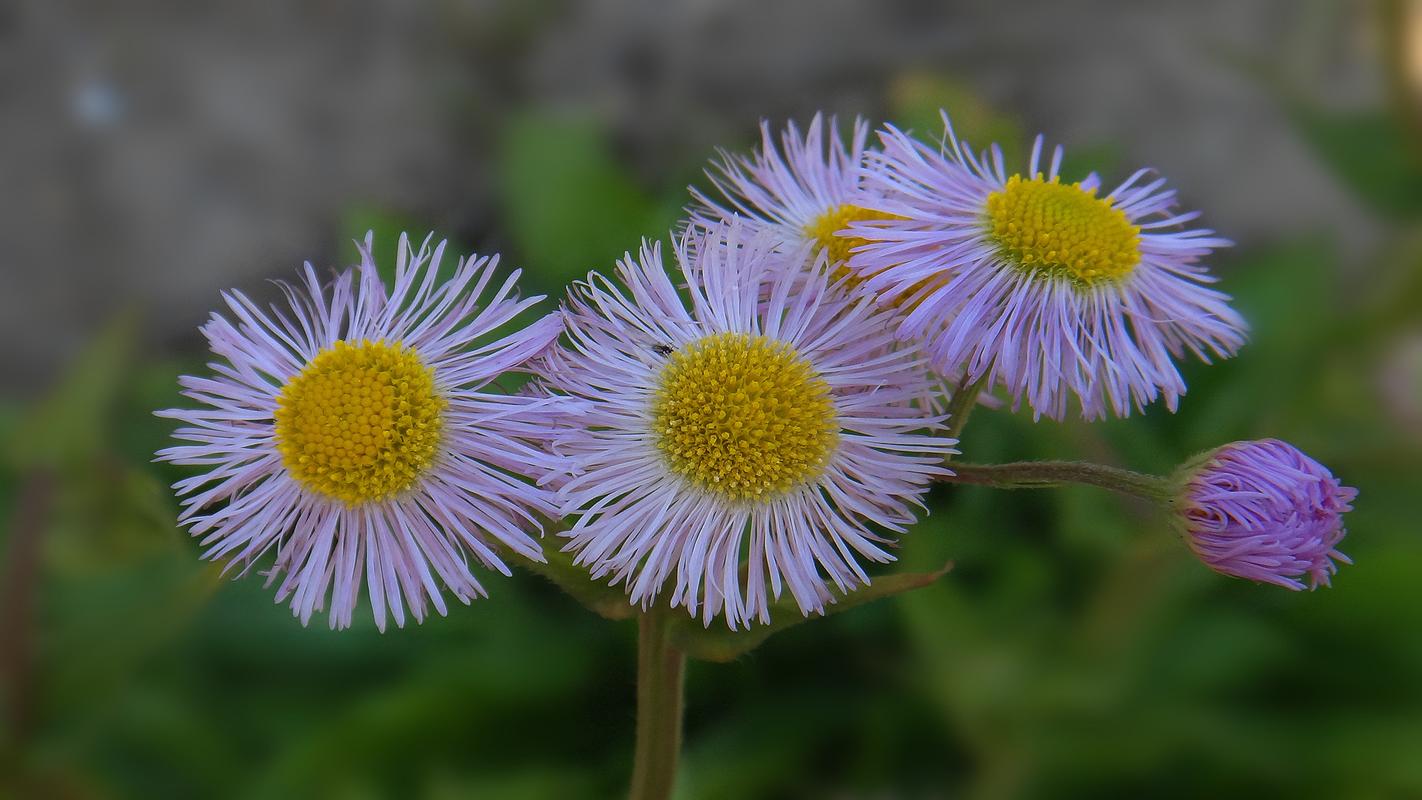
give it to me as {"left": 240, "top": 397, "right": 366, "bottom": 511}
{"left": 1172, "top": 439, "right": 1356, "bottom": 590}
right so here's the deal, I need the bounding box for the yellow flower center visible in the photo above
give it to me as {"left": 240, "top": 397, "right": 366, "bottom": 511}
{"left": 804, "top": 203, "right": 901, "bottom": 268}
{"left": 650, "top": 332, "right": 838, "bottom": 502}
{"left": 985, "top": 174, "right": 1141, "bottom": 285}
{"left": 274, "top": 340, "right": 445, "bottom": 505}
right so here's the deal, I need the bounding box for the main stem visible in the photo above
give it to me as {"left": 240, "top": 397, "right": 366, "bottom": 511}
{"left": 628, "top": 606, "right": 687, "bottom": 800}
{"left": 944, "top": 460, "right": 1172, "bottom": 501}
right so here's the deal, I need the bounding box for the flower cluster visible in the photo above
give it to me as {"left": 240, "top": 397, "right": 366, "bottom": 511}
{"left": 159, "top": 110, "right": 1356, "bottom": 632}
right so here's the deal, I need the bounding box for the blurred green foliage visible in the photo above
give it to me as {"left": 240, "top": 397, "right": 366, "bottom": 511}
{"left": 1293, "top": 108, "right": 1422, "bottom": 219}
{"left": 495, "top": 114, "right": 688, "bottom": 294}
{"left": 3, "top": 80, "right": 1422, "bottom": 800}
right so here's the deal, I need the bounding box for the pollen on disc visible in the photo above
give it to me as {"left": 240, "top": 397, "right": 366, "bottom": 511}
{"left": 650, "top": 332, "right": 838, "bottom": 502}
{"left": 804, "top": 203, "right": 903, "bottom": 267}
{"left": 986, "top": 174, "right": 1141, "bottom": 285}
{"left": 274, "top": 339, "right": 445, "bottom": 505}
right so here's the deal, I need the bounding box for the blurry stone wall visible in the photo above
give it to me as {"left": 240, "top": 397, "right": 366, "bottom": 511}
{"left": 0, "top": 0, "right": 1383, "bottom": 392}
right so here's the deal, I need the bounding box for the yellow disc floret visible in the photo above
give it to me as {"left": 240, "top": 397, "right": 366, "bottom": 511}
{"left": 804, "top": 203, "right": 901, "bottom": 268}
{"left": 275, "top": 339, "right": 445, "bottom": 505}
{"left": 651, "top": 332, "right": 838, "bottom": 502}
{"left": 985, "top": 174, "right": 1141, "bottom": 285}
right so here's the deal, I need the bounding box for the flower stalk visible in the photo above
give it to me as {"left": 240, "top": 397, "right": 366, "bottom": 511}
{"left": 943, "top": 460, "right": 1172, "bottom": 502}
{"left": 943, "top": 372, "right": 991, "bottom": 442}
{"left": 628, "top": 605, "right": 687, "bottom": 800}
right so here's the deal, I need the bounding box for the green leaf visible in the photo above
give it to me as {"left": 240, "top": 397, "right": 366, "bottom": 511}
{"left": 495, "top": 113, "right": 672, "bottom": 292}
{"left": 669, "top": 562, "right": 954, "bottom": 662}
{"left": 514, "top": 543, "right": 637, "bottom": 621}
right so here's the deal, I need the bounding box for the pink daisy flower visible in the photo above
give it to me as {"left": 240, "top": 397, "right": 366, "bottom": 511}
{"left": 689, "top": 113, "right": 892, "bottom": 269}
{"left": 535, "top": 221, "right": 955, "bottom": 629}
{"left": 157, "top": 233, "right": 569, "bottom": 630}
{"left": 849, "top": 112, "right": 1248, "bottom": 420}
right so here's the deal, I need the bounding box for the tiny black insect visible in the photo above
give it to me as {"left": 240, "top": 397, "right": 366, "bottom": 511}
{"left": 651, "top": 343, "right": 674, "bottom": 357}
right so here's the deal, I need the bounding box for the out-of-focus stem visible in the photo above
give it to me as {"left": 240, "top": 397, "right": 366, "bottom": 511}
{"left": 943, "top": 372, "right": 991, "bottom": 443}
{"left": 942, "top": 460, "right": 1172, "bottom": 502}
{"left": 628, "top": 605, "right": 686, "bottom": 800}
{"left": 1379, "top": 0, "right": 1422, "bottom": 161}
{"left": 1, "top": 471, "right": 52, "bottom": 752}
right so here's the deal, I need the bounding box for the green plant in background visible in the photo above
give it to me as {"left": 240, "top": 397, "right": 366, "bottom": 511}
{"left": 3, "top": 76, "right": 1421, "bottom": 800}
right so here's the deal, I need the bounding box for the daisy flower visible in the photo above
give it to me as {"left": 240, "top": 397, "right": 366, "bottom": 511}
{"left": 157, "top": 233, "right": 568, "bottom": 630}
{"left": 1172, "top": 439, "right": 1357, "bottom": 590}
{"left": 535, "top": 221, "right": 955, "bottom": 629}
{"left": 848, "top": 112, "right": 1248, "bottom": 420}
{"left": 690, "top": 113, "right": 894, "bottom": 269}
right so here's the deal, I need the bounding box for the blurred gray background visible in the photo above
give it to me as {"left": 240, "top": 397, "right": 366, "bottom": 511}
{"left": 1, "top": 0, "right": 1384, "bottom": 394}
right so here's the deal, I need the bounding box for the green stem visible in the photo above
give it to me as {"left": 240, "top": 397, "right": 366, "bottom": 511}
{"left": 943, "top": 372, "right": 991, "bottom": 443}
{"left": 943, "top": 460, "right": 1172, "bottom": 502}
{"left": 1, "top": 470, "right": 51, "bottom": 752}
{"left": 628, "top": 606, "right": 687, "bottom": 800}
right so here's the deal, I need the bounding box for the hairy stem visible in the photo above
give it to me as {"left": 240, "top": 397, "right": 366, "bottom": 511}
{"left": 943, "top": 372, "right": 991, "bottom": 443}
{"left": 943, "top": 460, "right": 1172, "bottom": 502}
{"left": 628, "top": 605, "right": 687, "bottom": 800}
